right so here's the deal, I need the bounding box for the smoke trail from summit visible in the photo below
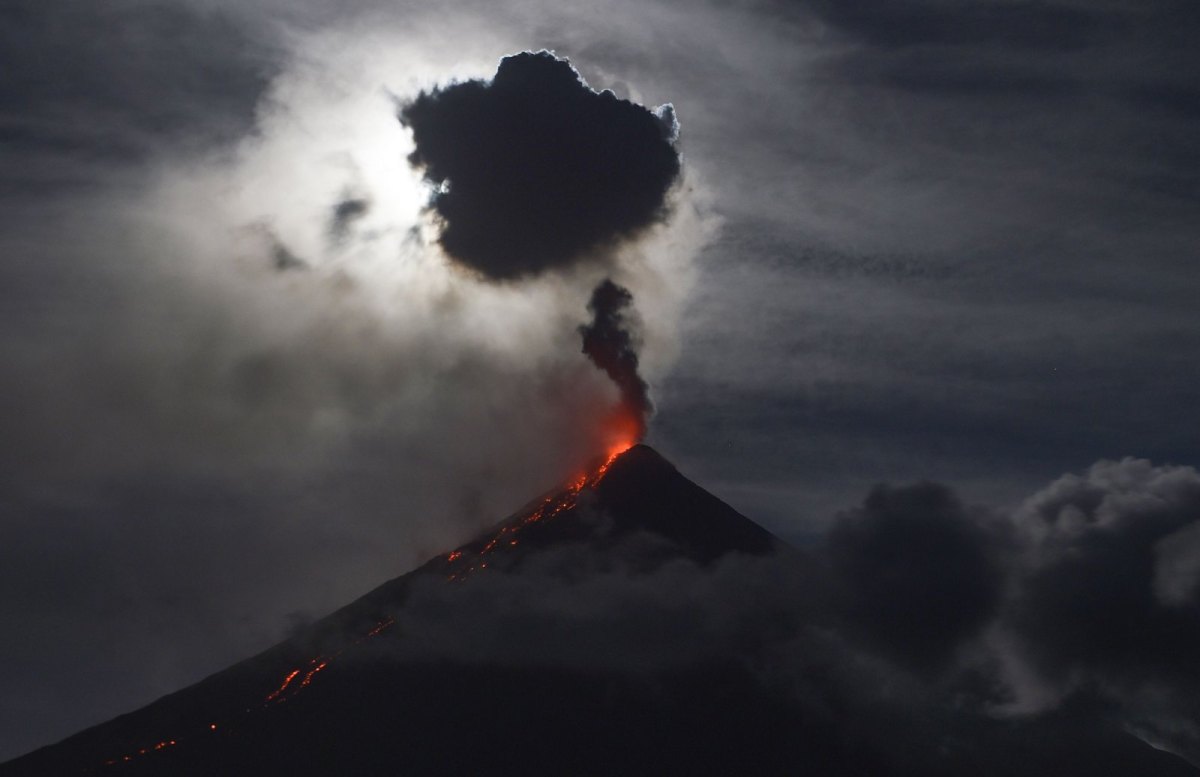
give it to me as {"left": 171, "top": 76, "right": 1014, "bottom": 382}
{"left": 399, "top": 50, "right": 685, "bottom": 447}
{"left": 580, "top": 279, "right": 652, "bottom": 442}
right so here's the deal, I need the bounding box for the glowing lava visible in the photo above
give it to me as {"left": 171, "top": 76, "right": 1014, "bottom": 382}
{"left": 606, "top": 437, "right": 635, "bottom": 463}
{"left": 263, "top": 616, "right": 396, "bottom": 706}
{"left": 265, "top": 669, "right": 301, "bottom": 703}
{"left": 444, "top": 444, "right": 629, "bottom": 582}
{"left": 100, "top": 616, "right": 397, "bottom": 769}
{"left": 103, "top": 739, "right": 176, "bottom": 766}
{"left": 96, "top": 445, "right": 638, "bottom": 770}
{"left": 601, "top": 408, "right": 641, "bottom": 464}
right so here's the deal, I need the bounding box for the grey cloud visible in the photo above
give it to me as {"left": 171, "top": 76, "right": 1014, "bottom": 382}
{"left": 329, "top": 197, "right": 371, "bottom": 243}
{"left": 382, "top": 532, "right": 811, "bottom": 672}
{"left": 270, "top": 238, "right": 308, "bottom": 271}
{"left": 805, "top": 458, "right": 1200, "bottom": 766}
{"left": 827, "top": 482, "right": 1010, "bottom": 674}
{"left": 1155, "top": 521, "right": 1200, "bottom": 607}
{"left": 1004, "top": 459, "right": 1200, "bottom": 758}
{"left": 807, "top": 0, "right": 1120, "bottom": 51}
{"left": 0, "top": 1, "right": 277, "bottom": 195}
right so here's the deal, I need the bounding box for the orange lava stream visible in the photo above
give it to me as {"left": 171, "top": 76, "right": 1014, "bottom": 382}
{"left": 103, "top": 739, "right": 176, "bottom": 766}
{"left": 445, "top": 445, "right": 627, "bottom": 583}
{"left": 264, "top": 669, "right": 300, "bottom": 702}
{"left": 298, "top": 660, "right": 328, "bottom": 689}
{"left": 263, "top": 615, "right": 396, "bottom": 706}
{"left": 96, "top": 443, "right": 633, "bottom": 770}
{"left": 100, "top": 617, "right": 397, "bottom": 769}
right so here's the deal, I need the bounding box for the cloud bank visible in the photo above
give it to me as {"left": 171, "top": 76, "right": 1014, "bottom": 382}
{"left": 373, "top": 456, "right": 1200, "bottom": 769}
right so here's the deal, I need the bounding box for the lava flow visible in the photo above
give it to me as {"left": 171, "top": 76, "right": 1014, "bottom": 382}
{"left": 263, "top": 615, "right": 396, "bottom": 707}
{"left": 99, "top": 616, "right": 397, "bottom": 770}
{"left": 445, "top": 443, "right": 630, "bottom": 582}
{"left": 97, "top": 444, "right": 633, "bottom": 771}
{"left": 103, "top": 740, "right": 176, "bottom": 766}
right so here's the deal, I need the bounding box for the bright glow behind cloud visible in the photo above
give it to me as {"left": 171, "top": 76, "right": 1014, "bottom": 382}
{"left": 67, "top": 22, "right": 715, "bottom": 506}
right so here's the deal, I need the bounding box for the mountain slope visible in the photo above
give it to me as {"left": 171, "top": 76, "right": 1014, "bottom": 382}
{"left": 0, "top": 446, "right": 793, "bottom": 776}
{"left": 3, "top": 446, "right": 1196, "bottom": 776}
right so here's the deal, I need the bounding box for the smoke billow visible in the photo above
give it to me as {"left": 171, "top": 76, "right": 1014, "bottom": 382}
{"left": 347, "top": 452, "right": 1200, "bottom": 772}
{"left": 401, "top": 50, "right": 681, "bottom": 446}
{"left": 579, "top": 279, "right": 653, "bottom": 442}
{"left": 399, "top": 51, "right": 681, "bottom": 280}
{"left": 827, "top": 482, "right": 1009, "bottom": 674}
{"left": 809, "top": 460, "right": 1200, "bottom": 767}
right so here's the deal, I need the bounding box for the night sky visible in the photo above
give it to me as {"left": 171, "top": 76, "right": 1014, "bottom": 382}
{"left": 2, "top": 0, "right": 1199, "bottom": 766}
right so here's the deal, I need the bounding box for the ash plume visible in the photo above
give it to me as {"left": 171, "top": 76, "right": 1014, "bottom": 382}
{"left": 580, "top": 279, "right": 652, "bottom": 441}
{"left": 399, "top": 51, "right": 681, "bottom": 280}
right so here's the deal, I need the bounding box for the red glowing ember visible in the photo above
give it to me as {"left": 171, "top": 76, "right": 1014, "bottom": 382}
{"left": 103, "top": 739, "right": 176, "bottom": 767}
{"left": 99, "top": 616, "right": 399, "bottom": 769}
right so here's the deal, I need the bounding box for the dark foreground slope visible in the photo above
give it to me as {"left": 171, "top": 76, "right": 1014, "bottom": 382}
{"left": 4, "top": 446, "right": 1196, "bottom": 776}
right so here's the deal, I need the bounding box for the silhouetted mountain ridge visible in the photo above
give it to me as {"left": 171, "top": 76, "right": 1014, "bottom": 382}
{"left": 3, "top": 445, "right": 1196, "bottom": 776}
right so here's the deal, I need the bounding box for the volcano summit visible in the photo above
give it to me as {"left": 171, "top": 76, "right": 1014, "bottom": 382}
{"left": 3, "top": 447, "right": 1196, "bottom": 776}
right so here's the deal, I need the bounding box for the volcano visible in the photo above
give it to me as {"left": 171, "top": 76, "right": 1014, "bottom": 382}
{"left": 3, "top": 446, "right": 1196, "bottom": 776}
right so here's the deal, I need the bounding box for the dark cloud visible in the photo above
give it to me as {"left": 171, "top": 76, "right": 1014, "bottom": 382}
{"left": 0, "top": 1, "right": 275, "bottom": 194}
{"left": 806, "top": 459, "right": 1200, "bottom": 766}
{"left": 399, "top": 51, "right": 681, "bottom": 280}
{"left": 329, "top": 197, "right": 371, "bottom": 243}
{"left": 796, "top": 0, "right": 1200, "bottom": 110}
{"left": 1011, "top": 459, "right": 1200, "bottom": 677}
{"left": 827, "top": 482, "right": 1008, "bottom": 673}
{"left": 386, "top": 531, "right": 809, "bottom": 672}
{"left": 579, "top": 279, "right": 652, "bottom": 442}
{"left": 1004, "top": 459, "right": 1200, "bottom": 762}
{"left": 807, "top": 0, "right": 1118, "bottom": 51}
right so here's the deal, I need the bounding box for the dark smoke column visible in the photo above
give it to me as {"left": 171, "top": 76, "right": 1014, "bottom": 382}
{"left": 400, "top": 51, "right": 680, "bottom": 448}
{"left": 580, "top": 279, "right": 652, "bottom": 442}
